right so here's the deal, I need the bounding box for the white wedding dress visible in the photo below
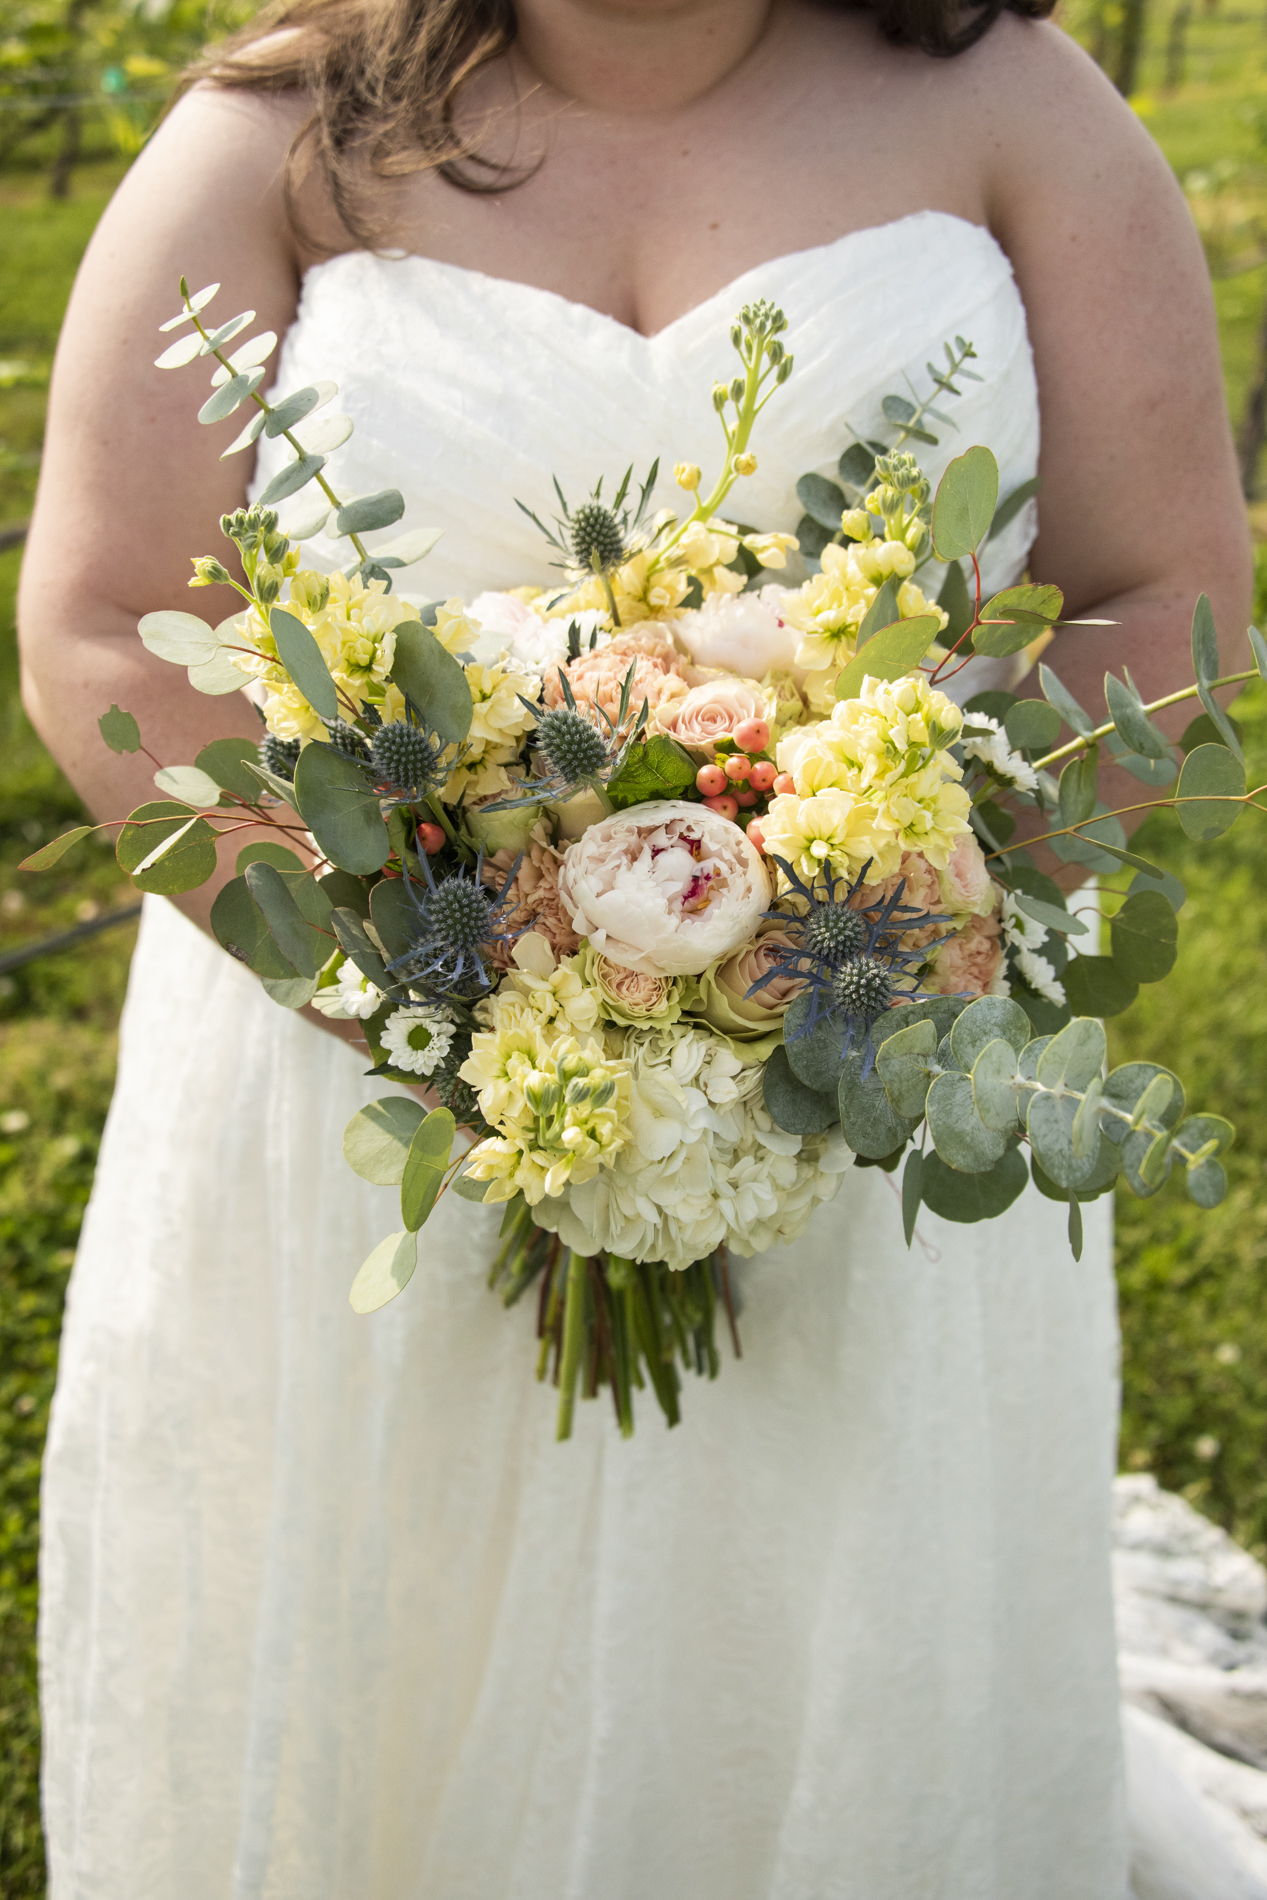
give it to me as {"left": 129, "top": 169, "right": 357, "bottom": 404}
{"left": 43, "top": 212, "right": 1154, "bottom": 1899}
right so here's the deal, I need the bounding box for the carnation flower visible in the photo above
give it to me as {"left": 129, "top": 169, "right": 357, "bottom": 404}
{"left": 543, "top": 625, "right": 688, "bottom": 724}
{"left": 382, "top": 1004, "right": 457, "bottom": 1076}
{"left": 665, "top": 587, "right": 798, "bottom": 680}
{"left": 481, "top": 823, "right": 580, "bottom": 970}
{"left": 929, "top": 913, "right": 1008, "bottom": 999}
{"left": 960, "top": 713, "right": 1039, "bottom": 792}
{"left": 233, "top": 569, "right": 418, "bottom": 742}
{"left": 651, "top": 675, "right": 775, "bottom": 758}
{"left": 557, "top": 799, "right": 770, "bottom": 977}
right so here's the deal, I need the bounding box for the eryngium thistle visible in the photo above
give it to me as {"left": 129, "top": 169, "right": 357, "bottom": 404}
{"left": 324, "top": 718, "right": 371, "bottom": 765}
{"left": 370, "top": 721, "right": 444, "bottom": 797}
{"left": 259, "top": 734, "right": 301, "bottom": 781}
{"left": 832, "top": 955, "right": 893, "bottom": 1026}
{"left": 535, "top": 706, "right": 609, "bottom": 785}
{"left": 803, "top": 903, "right": 867, "bottom": 967}
{"left": 569, "top": 500, "right": 625, "bottom": 574}
{"left": 387, "top": 851, "right": 521, "bottom": 995}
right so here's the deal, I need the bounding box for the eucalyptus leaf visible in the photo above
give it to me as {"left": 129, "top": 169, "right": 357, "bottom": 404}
{"left": 99, "top": 705, "right": 141, "bottom": 754}
{"left": 343, "top": 1097, "right": 426, "bottom": 1185}
{"left": 1250, "top": 625, "right": 1267, "bottom": 681}
{"left": 987, "top": 475, "right": 1041, "bottom": 541}
{"left": 154, "top": 330, "right": 205, "bottom": 369}
{"left": 236, "top": 842, "right": 303, "bottom": 875}
{"left": 1027, "top": 1091, "right": 1100, "bottom": 1192}
{"left": 220, "top": 409, "right": 268, "bottom": 460}
{"left": 1115, "top": 751, "right": 1178, "bottom": 789}
{"left": 970, "top": 1037, "right": 1023, "bottom": 1132}
{"left": 270, "top": 606, "right": 339, "bottom": 723}
{"left": 245, "top": 861, "right": 327, "bottom": 978}
{"left": 796, "top": 516, "right": 831, "bottom": 562}
{"left": 874, "top": 1018, "right": 938, "bottom": 1119}
{"left": 401, "top": 1108, "right": 457, "bottom": 1231}
{"left": 330, "top": 908, "right": 391, "bottom": 990}
{"left": 187, "top": 645, "right": 248, "bottom": 695}
{"left": 450, "top": 1168, "right": 492, "bottom": 1203}
{"left": 295, "top": 412, "right": 354, "bottom": 457}
{"left": 158, "top": 281, "right": 218, "bottom": 329}
{"left": 368, "top": 877, "right": 419, "bottom": 962}
{"left": 153, "top": 764, "right": 224, "bottom": 808}
{"left": 318, "top": 869, "right": 372, "bottom": 918}
{"left": 1003, "top": 699, "right": 1060, "bottom": 752}
{"left": 926, "top": 1071, "right": 1006, "bottom": 1173}
{"left": 19, "top": 825, "right": 93, "bottom": 872}
{"left": 1036, "top": 1017, "right": 1106, "bottom": 1091}
{"left": 948, "top": 995, "right": 1031, "bottom": 1069}
{"left": 1176, "top": 743, "right": 1245, "bottom": 840}
{"left": 937, "top": 560, "right": 974, "bottom": 645}
{"left": 1180, "top": 712, "right": 1245, "bottom": 754}
{"left": 973, "top": 584, "right": 1063, "bottom": 659}
{"left": 389, "top": 621, "right": 474, "bottom": 745}
{"left": 257, "top": 454, "right": 327, "bottom": 507}
{"left": 901, "top": 1148, "right": 923, "bottom": 1246}
{"left": 239, "top": 757, "right": 300, "bottom": 811}
{"left": 838, "top": 443, "right": 876, "bottom": 488}
{"left": 1110, "top": 889, "right": 1178, "bottom": 985}
{"left": 196, "top": 737, "right": 265, "bottom": 803}
{"left": 116, "top": 800, "right": 218, "bottom": 894}
{"left": 763, "top": 1046, "right": 839, "bottom": 1134}
{"left": 1014, "top": 893, "right": 1087, "bottom": 936}
{"left": 1186, "top": 1159, "right": 1228, "bottom": 1208}
{"left": 349, "top": 1230, "right": 418, "bottom": 1313}
{"left": 264, "top": 385, "right": 328, "bottom": 436}
{"left": 796, "top": 473, "right": 847, "bottom": 531}
{"left": 931, "top": 445, "right": 998, "bottom": 561}
{"left": 1031, "top": 1136, "right": 1120, "bottom": 1202}
{"left": 336, "top": 489, "right": 407, "bottom": 536}
{"left": 881, "top": 393, "right": 916, "bottom": 424}
{"left": 838, "top": 1049, "right": 919, "bottom": 1159}
{"left": 1100, "top": 1063, "right": 1183, "bottom": 1145}
{"left": 137, "top": 609, "right": 217, "bottom": 665}
{"left": 370, "top": 527, "right": 442, "bottom": 568}
{"left": 920, "top": 1147, "right": 1027, "bottom": 1223}
{"left": 1172, "top": 1113, "right": 1234, "bottom": 1161}
{"left": 294, "top": 742, "right": 389, "bottom": 875}
{"left": 1058, "top": 753, "right": 1098, "bottom": 828}
{"left": 199, "top": 311, "right": 255, "bottom": 355}
{"left": 1038, "top": 663, "right": 1094, "bottom": 737}
{"left": 1062, "top": 954, "right": 1138, "bottom": 1018}
{"left": 1190, "top": 592, "right": 1219, "bottom": 685}
{"left": 197, "top": 370, "right": 264, "bottom": 426}
{"left": 1104, "top": 672, "right": 1170, "bottom": 760}
{"left": 856, "top": 582, "right": 900, "bottom": 651}
{"left": 209, "top": 875, "right": 298, "bottom": 979}
{"left": 834, "top": 616, "right": 941, "bottom": 701}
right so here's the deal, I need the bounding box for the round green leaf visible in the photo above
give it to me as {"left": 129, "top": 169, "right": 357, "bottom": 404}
{"left": 1003, "top": 698, "right": 1061, "bottom": 751}
{"left": 1110, "top": 889, "right": 1178, "bottom": 985}
{"left": 1061, "top": 955, "right": 1138, "bottom": 1019}
{"left": 1176, "top": 743, "right": 1246, "bottom": 841}
{"left": 1036, "top": 1017, "right": 1106, "bottom": 1091}
{"left": 153, "top": 764, "right": 224, "bottom": 808}
{"left": 874, "top": 1018, "right": 938, "bottom": 1120}
{"left": 973, "top": 584, "right": 1063, "bottom": 658}
{"left": 763, "top": 1046, "right": 839, "bottom": 1134}
{"left": 920, "top": 1147, "right": 1028, "bottom": 1223}
{"left": 795, "top": 473, "right": 847, "bottom": 531}
{"left": 257, "top": 453, "right": 327, "bottom": 507}
{"left": 99, "top": 705, "right": 141, "bottom": 754}
{"left": 344, "top": 1096, "right": 427, "bottom": 1186}
{"left": 837, "top": 1050, "right": 919, "bottom": 1159}
{"left": 197, "top": 369, "right": 264, "bottom": 425}
{"left": 198, "top": 737, "right": 268, "bottom": 804}
{"left": 1026, "top": 1091, "right": 1100, "bottom": 1192}
{"left": 1186, "top": 1159, "right": 1227, "bottom": 1209}
{"left": 931, "top": 445, "right": 999, "bottom": 561}
{"left": 926, "top": 1070, "right": 1007, "bottom": 1173}
{"left": 264, "top": 384, "right": 329, "bottom": 437}
{"left": 335, "top": 489, "right": 406, "bottom": 536}
{"left": 970, "top": 1037, "right": 1022, "bottom": 1132}
{"left": 833, "top": 616, "right": 941, "bottom": 702}
{"left": 260, "top": 973, "right": 319, "bottom": 1008}
{"left": 1100, "top": 1063, "right": 1183, "bottom": 1145}
{"left": 349, "top": 1230, "right": 418, "bottom": 1314}
{"left": 116, "top": 800, "right": 218, "bottom": 895}
{"left": 1180, "top": 712, "right": 1244, "bottom": 755}
{"left": 401, "top": 1108, "right": 457, "bottom": 1231}
{"left": 389, "top": 621, "right": 474, "bottom": 745}
{"left": 210, "top": 875, "right": 298, "bottom": 979}
{"left": 138, "top": 610, "right": 217, "bottom": 665}
{"left": 949, "top": 996, "right": 1031, "bottom": 1070}
{"left": 188, "top": 645, "right": 248, "bottom": 695}
{"left": 245, "top": 860, "right": 326, "bottom": 978}
{"left": 293, "top": 742, "right": 389, "bottom": 874}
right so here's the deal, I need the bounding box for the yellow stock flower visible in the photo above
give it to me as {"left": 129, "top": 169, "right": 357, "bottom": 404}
{"left": 780, "top": 540, "right": 948, "bottom": 677}
{"left": 232, "top": 568, "right": 418, "bottom": 742}
{"left": 758, "top": 787, "right": 897, "bottom": 883}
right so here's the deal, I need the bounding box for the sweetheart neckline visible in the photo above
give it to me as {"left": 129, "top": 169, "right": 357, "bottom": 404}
{"left": 301, "top": 208, "right": 1007, "bottom": 345}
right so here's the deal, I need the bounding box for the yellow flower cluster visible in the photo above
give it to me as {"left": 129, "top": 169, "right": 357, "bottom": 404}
{"left": 779, "top": 538, "right": 948, "bottom": 711}
{"left": 459, "top": 987, "right": 632, "bottom": 1205}
{"left": 547, "top": 519, "right": 797, "bottom": 627}
{"left": 760, "top": 674, "right": 972, "bottom": 882}
{"left": 441, "top": 660, "right": 541, "bottom": 802}
{"left": 232, "top": 568, "right": 419, "bottom": 742}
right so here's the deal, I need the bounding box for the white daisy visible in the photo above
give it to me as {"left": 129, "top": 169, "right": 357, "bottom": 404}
{"left": 1013, "top": 946, "right": 1066, "bottom": 1007}
{"left": 311, "top": 958, "right": 385, "bottom": 1021}
{"left": 382, "top": 1004, "right": 455, "bottom": 1077}
{"left": 960, "top": 714, "right": 1039, "bottom": 793}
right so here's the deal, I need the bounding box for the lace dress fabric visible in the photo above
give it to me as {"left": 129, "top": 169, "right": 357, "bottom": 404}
{"left": 41, "top": 213, "right": 1135, "bottom": 1899}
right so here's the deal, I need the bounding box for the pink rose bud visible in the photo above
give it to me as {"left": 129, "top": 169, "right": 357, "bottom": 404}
{"left": 703, "top": 793, "right": 740, "bottom": 822}
{"left": 696, "top": 763, "right": 728, "bottom": 797}
{"left": 772, "top": 772, "right": 797, "bottom": 796}
{"left": 734, "top": 717, "right": 770, "bottom": 754}
{"left": 749, "top": 760, "right": 777, "bottom": 793}
{"left": 745, "top": 818, "right": 766, "bottom": 850}
{"left": 735, "top": 788, "right": 758, "bottom": 808}
{"left": 416, "top": 822, "right": 446, "bottom": 855}
{"left": 724, "top": 754, "right": 752, "bottom": 783}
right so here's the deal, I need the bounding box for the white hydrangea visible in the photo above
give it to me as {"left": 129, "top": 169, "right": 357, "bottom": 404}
{"left": 960, "top": 714, "right": 1038, "bottom": 793}
{"left": 310, "top": 958, "right": 384, "bottom": 1021}
{"left": 382, "top": 1004, "right": 455, "bottom": 1077}
{"left": 529, "top": 1024, "right": 853, "bottom": 1270}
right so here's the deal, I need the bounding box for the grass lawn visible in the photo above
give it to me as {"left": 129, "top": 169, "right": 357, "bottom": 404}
{"left": 2, "top": 29, "right": 1267, "bottom": 1894}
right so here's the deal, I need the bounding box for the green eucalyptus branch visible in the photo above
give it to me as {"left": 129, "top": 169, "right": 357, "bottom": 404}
{"left": 1032, "top": 668, "right": 1258, "bottom": 773}
{"left": 983, "top": 782, "right": 1267, "bottom": 862}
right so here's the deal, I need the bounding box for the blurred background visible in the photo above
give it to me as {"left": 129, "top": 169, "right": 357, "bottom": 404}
{"left": 1, "top": 1, "right": 1266, "bottom": 1889}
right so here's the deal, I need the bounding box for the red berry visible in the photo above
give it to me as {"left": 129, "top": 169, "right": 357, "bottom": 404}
{"left": 724, "top": 753, "right": 752, "bottom": 782}
{"left": 734, "top": 717, "right": 771, "bottom": 754}
{"left": 772, "top": 772, "right": 797, "bottom": 797}
{"left": 745, "top": 819, "right": 766, "bottom": 851}
{"left": 703, "top": 793, "right": 740, "bottom": 822}
{"left": 696, "top": 763, "right": 728, "bottom": 797}
{"left": 749, "top": 760, "right": 777, "bottom": 793}
{"left": 735, "top": 788, "right": 758, "bottom": 808}
{"left": 416, "top": 822, "right": 446, "bottom": 856}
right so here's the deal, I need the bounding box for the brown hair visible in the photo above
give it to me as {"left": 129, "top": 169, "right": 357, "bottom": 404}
{"left": 193, "top": 0, "right": 1053, "bottom": 244}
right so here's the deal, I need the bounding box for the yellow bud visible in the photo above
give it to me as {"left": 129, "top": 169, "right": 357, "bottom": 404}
{"left": 734, "top": 452, "right": 758, "bottom": 477}
{"left": 674, "top": 461, "right": 701, "bottom": 492}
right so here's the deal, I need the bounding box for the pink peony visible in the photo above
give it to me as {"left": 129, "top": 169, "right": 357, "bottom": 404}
{"left": 652, "top": 676, "right": 774, "bottom": 758}
{"left": 482, "top": 827, "right": 580, "bottom": 970}
{"left": 853, "top": 850, "right": 945, "bottom": 952}
{"left": 929, "top": 912, "right": 1006, "bottom": 998}
{"left": 937, "top": 834, "right": 994, "bottom": 918}
{"left": 543, "top": 626, "right": 688, "bottom": 724}
{"left": 557, "top": 799, "right": 770, "bottom": 977}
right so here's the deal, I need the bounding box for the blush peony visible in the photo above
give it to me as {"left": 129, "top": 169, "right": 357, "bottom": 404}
{"left": 557, "top": 799, "right": 771, "bottom": 977}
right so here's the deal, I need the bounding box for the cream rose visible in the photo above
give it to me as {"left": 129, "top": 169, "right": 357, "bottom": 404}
{"left": 557, "top": 799, "right": 770, "bottom": 977}
{"left": 692, "top": 921, "right": 804, "bottom": 1047}
{"left": 937, "top": 834, "right": 995, "bottom": 919}
{"left": 652, "top": 675, "right": 775, "bottom": 758}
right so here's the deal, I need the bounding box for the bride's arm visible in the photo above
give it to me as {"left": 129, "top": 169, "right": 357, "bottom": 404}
{"left": 982, "top": 22, "right": 1253, "bottom": 828}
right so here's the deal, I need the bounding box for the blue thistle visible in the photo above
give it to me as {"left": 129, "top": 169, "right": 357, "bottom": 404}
{"left": 370, "top": 720, "right": 447, "bottom": 800}
{"left": 484, "top": 660, "right": 649, "bottom": 811}
{"left": 258, "top": 734, "right": 301, "bottom": 782}
{"left": 517, "top": 463, "right": 661, "bottom": 579}
{"left": 748, "top": 857, "right": 955, "bottom": 1071}
{"left": 385, "top": 850, "right": 521, "bottom": 997}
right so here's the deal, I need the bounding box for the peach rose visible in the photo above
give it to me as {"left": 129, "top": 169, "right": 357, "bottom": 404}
{"left": 929, "top": 912, "right": 1006, "bottom": 998}
{"left": 651, "top": 675, "right": 775, "bottom": 758}
{"left": 937, "top": 834, "right": 995, "bottom": 919}
{"left": 482, "top": 824, "right": 580, "bottom": 971}
{"left": 543, "top": 626, "right": 689, "bottom": 724}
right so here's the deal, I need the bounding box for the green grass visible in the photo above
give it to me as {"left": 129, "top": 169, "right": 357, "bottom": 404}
{"left": 1, "top": 22, "right": 1267, "bottom": 1895}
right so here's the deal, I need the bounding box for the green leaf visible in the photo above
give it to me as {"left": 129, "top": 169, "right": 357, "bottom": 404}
{"left": 1037, "top": 1017, "right": 1106, "bottom": 1091}
{"left": 1072, "top": 1073, "right": 1104, "bottom": 1159}
{"left": 973, "top": 584, "right": 1064, "bottom": 659}
{"left": 371, "top": 527, "right": 443, "bottom": 568}
{"left": 901, "top": 1148, "right": 923, "bottom": 1246}
{"left": 389, "top": 621, "right": 474, "bottom": 746}
{"left": 1171, "top": 1112, "right": 1234, "bottom": 1162}
{"left": 1003, "top": 698, "right": 1061, "bottom": 751}
{"left": 257, "top": 454, "right": 327, "bottom": 507}
{"left": 838, "top": 443, "right": 876, "bottom": 488}
{"left": 318, "top": 868, "right": 371, "bottom": 918}
{"left": 137, "top": 609, "right": 217, "bottom": 665}
{"left": 343, "top": 1096, "right": 427, "bottom": 1185}
{"left": 260, "top": 973, "right": 319, "bottom": 1008}
{"left": 1249, "top": 624, "right": 1267, "bottom": 681}
{"left": 606, "top": 735, "right": 697, "bottom": 810}
{"left": 949, "top": 995, "right": 1031, "bottom": 1069}
{"left": 987, "top": 475, "right": 1041, "bottom": 541}
{"left": 19, "top": 825, "right": 94, "bottom": 872}
{"left": 1062, "top": 954, "right": 1138, "bottom": 1018}
{"left": 330, "top": 907, "right": 390, "bottom": 990}
{"left": 334, "top": 489, "right": 406, "bottom": 536}
{"left": 1190, "top": 592, "right": 1219, "bottom": 684}
{"left": 188, "top": 643, "right": 250, "bottom": 696}
{"left": 1038, "top": 663, "right": 1094, "bottom": 737}
{"left": 154, "top": 329, "right": 206, "bottom": 369}
{"left": 795, "top": 473, "right": 847, "bottom": 530}
{"left": 116, "top": 800, "right": 218, "bottom": 895}
{"left": 881, "top": 393, "right": 916, "bottom": 425}
{"left": 1180, "top": 712, "right": 1245, "bottom": 755}
{"left": 926, "top": 1070, "right": 1007, "bottom": 1173}
{"left": 1100, "top": 1063, "right": 1183, "bottom": 1146}
{"left": 293, "top": 742, "right": 390, "bottom": 875}
{"left": 1110, "top": 889, "right": 1178, "bottom": 985}
{"left": 874, "top": 1018, "right": 938, "bottom": 1119}
{"left": 368, "top": 876, "right": 418, "bottom": 962}
{"left": 1186, "top": 1159, "right": 1227, "bottom": 1208}
{"left": 931, "top": 445, "right": 999, "bottom": 560}
{"left": 855, "top": 580, "right": 899, "bottom": 649}
{"left": 838, "top": 1049, "right": 920, "bottom": 1159}
{"left": 1104, "top": 672, "right": 1171, "bottom": 760}
{"left": 270, "top": 606, "right": 338, "bottom": 723}
{"left": 153, "top": 764, "right": 224, "bottom": 808}
{"left": 263, "top": 384, "right": 328, "bottom": 436}
{"left": 210, "top": 875, "right": 298, "bottom": 979}
{"left": 796, "top": 516, "right": 831, "bottom": 561}
{"left": 1014, "top": 893, "right": 1087, "bottom": 937}
{"left": 1068, "top": 1193, "right": 1084, "bottom": 1260}
{"left": 1114, "top": 750, "right": 1178, "bottom": 789}
{"left": 834, "top": 616, "right": 941, "bottom": 701}
{"left": 920, "top": 1146, "right": 1028, "bottom": 1222}
{"left": 197, "top": 737, "right": 266, "bottom": 803}
{"left": 197, "top": 369, "right": 264, "bottom": 424}
{"left": 99, "top": 705, "right": 140, "bottom": 754}
{"left": 1027, "top": 1091, "right": 1101, "bottom": 1192}
{"left": 783, "top": 1001, "right": 851, "bottom": 1091}
{"left": 971, "top": 1037, "right": 1023, "bottom": 1132}
{"left": 450, "top": 1169, "right": 492, "bottom": 1203}
{"left": 239, "top": 757, "right": 300, "bottom": 811}
{"left": 245, "top": 861, "right": 326, "bottom": 978}
{"left": 349, "top": 1230, "right": 418, "bottom": 1314}
{"left": 937, "top": 561, "right": 974, "bottom": 645}
{"left": 400, "top": 1108, "right": 457, "bottom": 1231}
{"left": 763, "top": 1046, "right": 839, "bottom": 1134}
{"left": 1031, "top": 1138, "right": 1120, "bottom": 1202}
{"left": 1176, "top": 742, "right": 1246, "bottom": 840}
{"left": 1058, "top": 752, "right": 1098, "bottom": 828}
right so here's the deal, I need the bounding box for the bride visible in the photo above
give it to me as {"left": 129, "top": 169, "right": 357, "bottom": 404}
{"left": 19, "top": 0, "right": 1252, "bottom": 1894}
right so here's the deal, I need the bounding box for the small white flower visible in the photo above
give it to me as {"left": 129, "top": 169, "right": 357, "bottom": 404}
{"left": 960, "top": 715, "right": 1038, "bottom": 793}
{"left": 1013, "top": 946, "right": 1066, "bottom": 1006}
{"left": 1000, "top": 892, "right": 1049, "bottom": 954}
{"left": 383, "top": 1004, "right": 455, "bottom": 1077}
{"left": 310, "top": 958, "right": 385, "bottom": 1021}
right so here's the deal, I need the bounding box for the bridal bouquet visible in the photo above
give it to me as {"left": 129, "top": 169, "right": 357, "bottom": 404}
{"left": 26, "top": 281, "right": 1264, "bottom": 1437}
